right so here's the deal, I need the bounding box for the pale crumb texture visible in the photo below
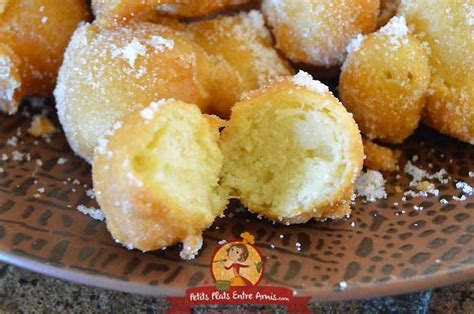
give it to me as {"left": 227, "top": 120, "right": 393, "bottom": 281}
{"left": 417, "top": 181, "right": 436, "bottom": 192}
{"left": 28, "top": 115, "right": 57, "bottom": 137}
{"left": 292, "top": 71, "right": 329, "bottom": 94}
{"left": 179, "top": 235, "right": 203, "bottom": 260}
{"left": 404, "top": 180, "right": 439, "bottom": 199}
{"left": 77, "top": 205, "right": 105, "bottom": 221}
{"left": 356, "top": 170, "right": 387, "bottom": 202}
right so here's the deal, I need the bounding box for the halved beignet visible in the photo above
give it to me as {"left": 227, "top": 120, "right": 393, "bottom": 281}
{"left": 220, "top": 71, "right": 364, "bottom": 224}
{"left": 92, "top": 99, "right": 228, "bottom": 259}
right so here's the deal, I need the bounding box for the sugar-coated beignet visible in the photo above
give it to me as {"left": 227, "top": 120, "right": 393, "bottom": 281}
{"left": 399, "top": 0, "right": 474, "bottom": 144}
{"left": 55, "top": 22, "right": 233, "bottom": 162}
{"left": 0, "top": 0, "right": 90, "bottom": 114}
{"left": 93, "top": 0, "right": 249, "bottom": 26}
{"left": 186, "top": 10, "right": 293, "bottom": 118}
{"left": 220, "top": 71, "right": 364, "bottom": 224}
{"left": 93, "top": 99, "right": 228, "bottom": 259}
{"left": 262, "top": 0, "right": 379, "bottom": 67}
{"left": 340, "top": 17, "right": 431, "bottom": 144}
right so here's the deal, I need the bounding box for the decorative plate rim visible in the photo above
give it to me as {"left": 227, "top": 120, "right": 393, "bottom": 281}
{"left": 2, "top": 244, "right": 473, "bottom": 301}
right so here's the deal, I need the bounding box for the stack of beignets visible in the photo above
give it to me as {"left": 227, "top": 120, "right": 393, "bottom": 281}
{"left": 55, "top": 10, "right": 291, "bottom": 162}
{"left": 0, "top": 0, "right": 470, "bottom": 260}
{"left": 92, "top": 72, "right": 364, "bottom": 255}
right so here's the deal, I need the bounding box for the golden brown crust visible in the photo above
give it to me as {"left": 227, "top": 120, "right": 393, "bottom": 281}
{"left": 220, "top": 73, "right": 364, "bottom": 224}
{"left": 185, "top": 10, "right": 293, "bottom": 118}
{"left": 363, "top": 138, "right": 400, "bottom": 172}
{"left": 340, "top": 19, "right": 431, "bottom": 144}
{"left": 0, "top": 0, "right": 91, "bottom": 100}
{"left": 400, "top": 0, "right": 473, "bottom": 144}
{"left": 145, "top": 11, "right": 293, "bottom": 119}
{"left": 422, "top": 77, "right": 473, "bottom": 144}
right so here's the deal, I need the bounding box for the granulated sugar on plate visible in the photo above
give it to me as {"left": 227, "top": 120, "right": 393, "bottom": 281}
{"left": 355, "top": 170, "right": 387, "bottom": 202}
{"left": 77, "top": 204, "right": 105, "bottom": 221}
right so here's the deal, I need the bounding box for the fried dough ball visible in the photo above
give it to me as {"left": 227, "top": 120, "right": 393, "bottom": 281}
{"left": 93, "top": 99, "right": 228, "bottom": 258}
{"left": 0, "top": 0, "right": 90, "bottom": 114}
{"left": 261, "top": 0, "right": 380, "bottom": 67}
{"left": 363, "top": 138, "right": 400, "bottom": 172}
{"left": 146, "top": 11, "right": 293, "bottom": 118}
{"left": 220, "top": 71, "right": 364, "bottom": 224}
{"left": 399, "top": 0, "right": 474, "bottom": 144}
{"left": 340, "top": 17, "right": 431, "bottom": 144}
{"left": 55, "top": 21, "right": 235, "bottom": 162}
{"left": 92, "top": 0, "right": 249, "bottom": 26}
{"left": 185, "top": 10, "right": 293, "bottom": 117}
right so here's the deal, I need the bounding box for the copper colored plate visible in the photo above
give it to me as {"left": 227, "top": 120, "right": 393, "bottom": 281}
{"left": 0, "top": 107, "right": 473, "bottom": 301}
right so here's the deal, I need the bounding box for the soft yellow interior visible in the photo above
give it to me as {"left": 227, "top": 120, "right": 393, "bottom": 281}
{"left": 221, "top": 97, "right": 349, "bottom": 218}
{"left": 131, "top": 106, "right": 226, "bottom": 220}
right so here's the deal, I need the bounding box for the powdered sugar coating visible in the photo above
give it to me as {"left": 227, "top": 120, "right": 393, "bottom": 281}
{"left": 262, "top": 0, "right": 379, "bottom": 66}
{"left": 292, "top": 71, "right": 329, "bottom": 94}
{"left": 346, "top": 34, "right": 365, "bottom": 54}
{"left": 77, "top": 204, "right": 105, "bottom": 221}
{"left": 54, "top": 22, "right": 218, "bottom": 162}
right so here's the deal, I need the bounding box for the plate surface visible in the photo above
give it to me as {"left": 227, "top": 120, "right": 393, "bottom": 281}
{"left": 0, "top": 107, "right": 473, "bottom": 301}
